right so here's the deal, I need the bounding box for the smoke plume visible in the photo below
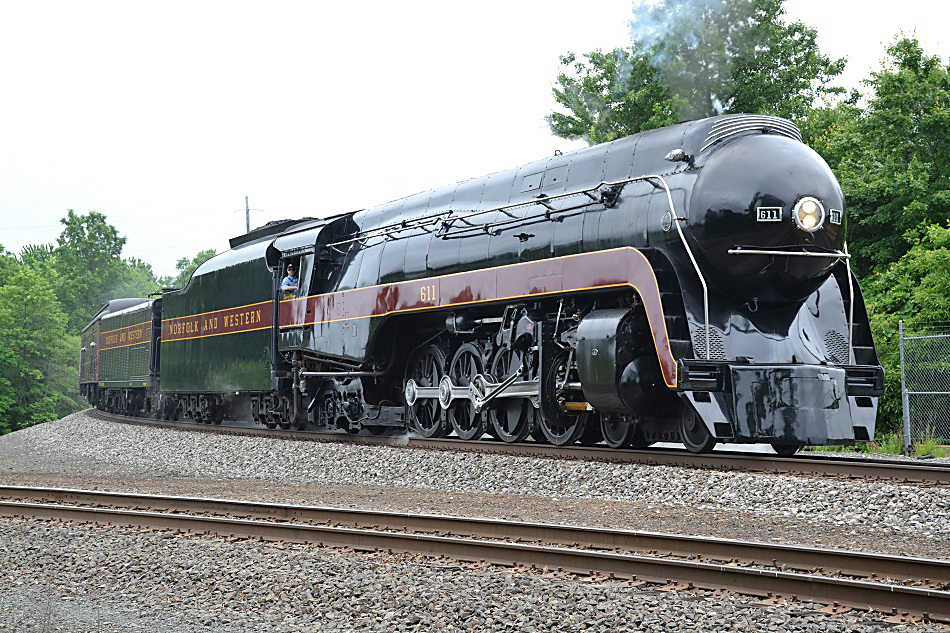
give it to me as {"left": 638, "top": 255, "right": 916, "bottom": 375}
{"left": 628, "top": 0, "right": 750, "bottom": 119}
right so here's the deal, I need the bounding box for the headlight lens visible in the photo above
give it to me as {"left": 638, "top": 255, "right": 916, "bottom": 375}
{"left": 793, "top": 196, "right": 825, "bottom": 233}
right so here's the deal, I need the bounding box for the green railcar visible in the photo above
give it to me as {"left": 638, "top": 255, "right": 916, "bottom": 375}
{"left": 159, "top": 238, "right": 274, "bottom": 393}
{"left": 96, "top": 301, "right": 153, "bottom": 388}
{"left": 79, "top": 298, "right": 159, "bottom": 414}
{"left": 79, "top": 321, "right": 98, "bottom": 385}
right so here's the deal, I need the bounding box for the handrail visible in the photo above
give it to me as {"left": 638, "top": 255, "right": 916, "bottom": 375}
{"left": 433, "top": 181, "right": 623, "bottom": 237}
{"left": 727, "top": 248, "right": 849, "bottom": 258}
{"left": 729, "top": 244, "right": 855, "bottom": 363}
{"left": 325, "top": 177, "right": 630, "bottom": 249}
{"left": 441, "top": 172, "right": 710, "bottom": 360}
{"left": 845, "top": 242, "right": 854, "bottom": 364}
{"left": 652, "top": 175, "right": 711, "bottom": 360}
{"left": 326, "top": 211, "right": 454, "bottom": 249}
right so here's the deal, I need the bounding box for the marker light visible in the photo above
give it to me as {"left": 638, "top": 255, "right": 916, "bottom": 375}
{"left": 793, "top": 196, "right": 825, "bottom": 233}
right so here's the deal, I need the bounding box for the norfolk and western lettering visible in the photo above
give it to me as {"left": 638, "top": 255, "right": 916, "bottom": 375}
{"left": 98, "top": 321, "right": 151, "bottom": 351}
{"left": 162, "top": 304, "right": 268, "bottom": 342}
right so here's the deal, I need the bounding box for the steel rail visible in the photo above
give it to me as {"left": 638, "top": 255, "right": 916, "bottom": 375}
{"left": 86, "top": 411, "right": 950, "bottom": 485}
{"left": 2, "top": 485, "right": 948, "bottom": 586}
{"left": 0, "top": 497, "right": 947, "bottom": 620}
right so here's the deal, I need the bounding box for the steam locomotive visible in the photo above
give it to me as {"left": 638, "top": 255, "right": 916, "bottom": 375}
{"left": 79, "top": 113, "right": 884, "bottom": 454}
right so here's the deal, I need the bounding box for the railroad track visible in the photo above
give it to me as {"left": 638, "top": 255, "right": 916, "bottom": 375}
{"left": 89, "top": 410, "right": 950, "bottom": 486}
{"left": 0, "top": 485, "right": 947, "bottom": 621}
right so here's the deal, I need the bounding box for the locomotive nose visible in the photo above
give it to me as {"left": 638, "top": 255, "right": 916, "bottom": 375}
{"left": 686, "top": 133, "right": 846, "bottom": 302}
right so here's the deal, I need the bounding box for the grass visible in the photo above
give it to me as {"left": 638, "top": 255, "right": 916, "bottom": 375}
{"left": 804, "top": 431, "right": 950, "bottom": 457}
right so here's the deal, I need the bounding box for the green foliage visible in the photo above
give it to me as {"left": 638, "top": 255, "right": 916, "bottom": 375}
{"left": 803, "top": 37, "right": 950, "bottom": 275}
{"left": 113, "top": 256, "right": 164, "bottom": 300}
{"left": 172, "top": 249, "right": 217, "bottom": 290}
{"left": 548, "top": 0, "right": 844, "bottom": 142}
{"left": 0, "top": 265, "right": 83, "bottom": 433}
{"left": 862, "top": 224, "right": 950, "bottom": 434}
{"left": 804, "top": 432, "right": 948, "bottom": 457}
{"left": 640, "top": 0, "right": 845, "bottom": 120}
{"left": 18, "top": 243, "right": 55, "bottom": 268}
{"left": 0, "top": 213, "right": 212, "bottom": 435}
{"left": 52, "top": 210, "right": 129, "bottom": 332}
{"left": 548, "top": 49, "right": 679, "bottom": 144}
{"left": 27, "top": 210, "right": 165, "bottom": 333}
{"left": 0, "top": 245, "right": 17, "bottom": 287}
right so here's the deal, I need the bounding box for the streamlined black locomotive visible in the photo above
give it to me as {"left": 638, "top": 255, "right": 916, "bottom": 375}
{"left": 81, "top": 114, "right": 884, "bottom": 454}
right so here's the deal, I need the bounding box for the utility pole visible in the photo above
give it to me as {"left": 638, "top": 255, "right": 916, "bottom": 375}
{"left": 245, "top": 195, "right": 250, "bottom": 233}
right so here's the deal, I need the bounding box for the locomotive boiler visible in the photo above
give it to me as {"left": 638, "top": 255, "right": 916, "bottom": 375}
{"left": 80, "top": 113, "right": 885, "bottom": 454}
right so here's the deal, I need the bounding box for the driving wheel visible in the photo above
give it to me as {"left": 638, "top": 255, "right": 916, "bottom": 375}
{"left": 406, "top": 344, "right": 449, "bottom": 438}
{"left": 447, "top": 343, "right": 487, "bottom": 440}
{"left": 539, "top": 347, "right": 588, "bottom": 446}
{"left": 488, "top": 346, "right": 533, "bottom": 443}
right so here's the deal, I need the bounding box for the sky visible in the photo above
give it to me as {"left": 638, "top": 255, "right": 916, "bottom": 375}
{"left": 1, "top": 0, "right": 947, "bottom": 278}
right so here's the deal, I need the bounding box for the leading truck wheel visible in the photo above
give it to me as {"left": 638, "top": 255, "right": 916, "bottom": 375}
{"left": 772, "top": 443, "right": 804, "bottom": 456}
{"left": 680, "top": 403, "right": 716, "bottom": 454}
{"left": 600, "top": 414, "right": 636, "bottom": 449}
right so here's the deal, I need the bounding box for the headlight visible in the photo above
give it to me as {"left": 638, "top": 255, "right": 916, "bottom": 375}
{"left": 793, "top": 196, "right": 825, "bottom": 233}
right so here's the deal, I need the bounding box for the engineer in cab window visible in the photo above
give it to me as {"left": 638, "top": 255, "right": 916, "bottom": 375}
{"left": 280, "top": 263, "right": 299, "bottom": 299}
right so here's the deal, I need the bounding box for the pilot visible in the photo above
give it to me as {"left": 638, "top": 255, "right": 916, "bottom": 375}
{"left": 280, "top": 263, "right": 299, "bottom": 296}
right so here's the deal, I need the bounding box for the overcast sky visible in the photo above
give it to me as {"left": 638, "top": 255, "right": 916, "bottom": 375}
{"left": 1, "top": 1, "right": 946, "bottom": 277}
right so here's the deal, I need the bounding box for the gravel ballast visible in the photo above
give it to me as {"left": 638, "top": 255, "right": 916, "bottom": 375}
{"left": 0, "top": 517, "right": 940, "bottom": 633}
{"left": 1, "top": 412, "right": 948, "bottom": 542}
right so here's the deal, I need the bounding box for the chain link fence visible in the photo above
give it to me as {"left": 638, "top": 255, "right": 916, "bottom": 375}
{"left": 900, "top": 320, "right": 950, "bottom": 452}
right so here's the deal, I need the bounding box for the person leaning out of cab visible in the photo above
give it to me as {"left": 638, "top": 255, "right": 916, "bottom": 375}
{"left": 280, "top": 263, "right": 299, "bottom": 298}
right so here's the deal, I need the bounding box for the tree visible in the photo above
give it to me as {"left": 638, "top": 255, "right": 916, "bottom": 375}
{"left": 17, "top": 214, "right": 165, "bottom": 334}
{"left": 18, "top": 243, "right": 55, "bottom": 268}
{"left": 0, "top": 214, "right": 169, "bottom": 434}
{"left": 642, "top": 0, "right": 845, "bottom": 120}
{"left": 53, "top": 210, "right": 129, "bottom": 332}
{"left": 112, "top": 257, "right": 164, "bottom": 301}
{"left": 0, "top": 265, "right": 82, "bottom": 433}
{"left": 171, "top": 249, "right": 217, "bottom": 289}
{"left": 0, "top": 245, "right": 17, "bottom": 287}
{"left": 861, "top": 224, "right": 950, "bottom": 433}
{"left": 805, "top": 38, "right": 950, "bottom": 275}
{"left": 548, "top": 0, "right": 845, "bottom": 143}
{"left": 548, "top": 49, "right": 679, "bottom": 144}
